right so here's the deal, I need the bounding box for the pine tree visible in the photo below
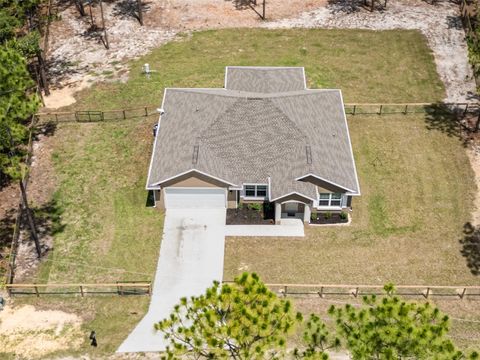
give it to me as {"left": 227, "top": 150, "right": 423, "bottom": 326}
{"left": 0, "top": 45, "right": 39, "bottom": 179}
{"left": 328, "top": 284, "right": 469, "bottom": 360}
{"left": 155, "top": 272, "right": 303, "bottom": 359}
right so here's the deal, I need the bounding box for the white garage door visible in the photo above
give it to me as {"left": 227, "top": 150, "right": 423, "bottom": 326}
{"left": 164, "top": 188, "right": 226, "bottom": 209}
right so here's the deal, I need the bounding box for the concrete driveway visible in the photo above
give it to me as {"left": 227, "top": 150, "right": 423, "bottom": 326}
{"left": 117, "top": 208, "right": 226, "bottom": 353}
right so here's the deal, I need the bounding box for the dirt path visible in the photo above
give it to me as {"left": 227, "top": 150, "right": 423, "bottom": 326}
{"left": 468, "top": 147, "right": 480, "bottom": 227}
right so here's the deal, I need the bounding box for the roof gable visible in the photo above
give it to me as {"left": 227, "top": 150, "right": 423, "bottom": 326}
{"left": 226, "top": 66, "right": 306, "bottom": 93}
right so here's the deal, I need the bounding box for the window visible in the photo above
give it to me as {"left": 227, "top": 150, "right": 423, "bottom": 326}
{"left": 244, "top": 184, "right": 268, "bottom": 198}
{"left": 245, "top": 185, "right": 256, "bottom": 197}
{"left": 318, "top": 193, "right": 343, "bottom": 207}
{"left": 256, "top": 185, "right": 267, "bottom": 197}
{"left": 319, "top": 193, "right": 330, "bottom": 206}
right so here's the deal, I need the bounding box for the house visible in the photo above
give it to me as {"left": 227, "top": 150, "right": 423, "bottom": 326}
{"left": 146, "top": 66, "right": 360, "bottom": 224}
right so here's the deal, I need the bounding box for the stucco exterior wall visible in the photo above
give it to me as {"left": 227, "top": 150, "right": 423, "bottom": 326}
{"left": 227, "top": 190, "right": 237, "bottom": 209}
{"left": 154, "top": 189, "right": 165, "bottom": 209}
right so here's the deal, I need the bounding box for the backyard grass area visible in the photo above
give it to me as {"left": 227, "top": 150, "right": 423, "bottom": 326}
{"left": 69, "top": 28, "right": 444, "bottom": 112}
{"left": 224, "top": 113, "right": 476, "bottom": 285}
{"left": 35, "top": 118, "right": 163, "bottom": 284}
{"left": 7, "top": 118, "right": 162, "bottom": 358}
{"left": 7, "top": 28, "right": 475, "bottom": 357}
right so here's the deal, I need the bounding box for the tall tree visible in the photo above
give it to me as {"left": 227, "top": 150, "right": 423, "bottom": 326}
{"left": 155, "top": 272, "right": 302, "bottom": 359}
{"left": 0, "top": 0, "right": 49, "bottom": 95}
{"left": 0, "top": 45, "right": 41, "bottom": 257}
{"left": 0, "top": 46, "right": 39, "bottom": 178}
{"left": 328, "top": 284, "right": 468, "bottom": 360}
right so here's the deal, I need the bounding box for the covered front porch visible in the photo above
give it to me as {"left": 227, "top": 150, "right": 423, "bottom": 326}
{"left": 275, "top": 200, "right": 311, "bottom": 224}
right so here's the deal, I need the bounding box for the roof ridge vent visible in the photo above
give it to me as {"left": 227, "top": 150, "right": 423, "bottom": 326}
{"left": 306, "top": 145, "right": 312, "bottom": 165}
{"left": 246, "top": 97, "right": 263, "bottom": 100}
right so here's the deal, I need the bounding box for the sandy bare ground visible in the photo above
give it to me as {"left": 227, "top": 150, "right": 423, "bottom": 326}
{"left": 0, "top": 305, "right": 84, "bottom": 358}
{"left": 43, "top": 0, "right": 476, "bottom": 108}
{"left": 468, "top": 147, "right": 480, "bottom": 226}
{"left": 43, "top": 0, "right": 324, "bottom": 108}
{"left": 264, "top": 0, "right": 477, "bottom": 103}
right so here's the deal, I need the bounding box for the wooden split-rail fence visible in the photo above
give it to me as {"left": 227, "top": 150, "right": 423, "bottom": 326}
{"left": 223, "top": 282, "right": 480, "bottom": 301}
{"left": 4, "top": 282, "right": 479, "bottom": 300}
{"left": 5, "top": 282, "right": 152, "bottom": 297}
{"left": 33, "top": 102, "right": 480, "bottom": 124}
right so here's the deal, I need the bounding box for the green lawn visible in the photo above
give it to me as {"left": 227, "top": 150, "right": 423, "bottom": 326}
{"left": 224, "top": 113, "right": 476, "bottom": 285}
{"left": 68, "top": 28, "right": 444, "bottom": 112}
{"left": 8, "top": 28, "right": 478, "bottom": 358}
{"left": 35, "top": 119, "right": 163, "bottom": 284}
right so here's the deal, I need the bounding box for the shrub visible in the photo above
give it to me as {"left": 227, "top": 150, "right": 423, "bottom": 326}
{"left": 263, "top": 202, "right": 274, "bottom": 212}
{"left": 247, "top": 203, "right": 262, "bottom": 211}
{"left": 310, "top": 212, "right": 318, "bottom": 222}
{"left": 324, "top": 211, "right": 332, "bottom": 220}
{"left": 339, "top": 211, "right": 348, "bottom": 220}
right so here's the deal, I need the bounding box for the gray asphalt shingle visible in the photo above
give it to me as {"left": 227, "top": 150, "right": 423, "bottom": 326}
{"left": 225, "top": 66, "right": 306, "bottom": 93}
{"left": 147, "top": 68, "right": 359, "bottom": 201}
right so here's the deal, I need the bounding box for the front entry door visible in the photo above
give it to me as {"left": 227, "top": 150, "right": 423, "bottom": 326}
{"left": 284, "top": 202, "right": 299, "bottom": 217}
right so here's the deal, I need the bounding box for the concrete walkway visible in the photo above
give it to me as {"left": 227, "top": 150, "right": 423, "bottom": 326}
{"left": 117, "top": 208, "right": 226, "bottom": 353}
{"left": 225, "top": 219, "right": 305, "bottom": 237}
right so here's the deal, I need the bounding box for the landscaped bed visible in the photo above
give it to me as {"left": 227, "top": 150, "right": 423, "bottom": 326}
{"left": 310, "top": 211, "right": 349, "bottom": 225}
{"left": 226, "top": 203, "right": 275, "bottom": 225}
{"left": 6, "top": 28, "right": 479, "bottom": 357}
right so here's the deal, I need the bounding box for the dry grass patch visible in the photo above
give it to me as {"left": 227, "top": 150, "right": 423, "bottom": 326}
{"left": 224, "top": 114, "right": 476, "bottom": 285}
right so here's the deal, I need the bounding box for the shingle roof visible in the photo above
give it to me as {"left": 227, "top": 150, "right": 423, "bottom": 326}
{"left": 225, "top": 66, "right": 306, "bottom": 93}
{"left": 147, "top": 67, "right": 360, "bottom": 200}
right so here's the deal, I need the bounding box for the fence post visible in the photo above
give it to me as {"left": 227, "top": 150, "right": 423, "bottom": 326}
{"left": 283, "top": 286, "right": 288, "bottom": 298}
{"left": 34, "top": 285, "right": 40, "bottom": 297}
{"left": 458, "top": 288, "right": 467, "bottom": 300}
{"left": 404, "top": 104, "right": 408, "bottom": 114}
{"left": 123, "top": 110, "right": 126, "bottom": 120}
{"left": 424, "top": 287, "right": 430, "bottom": 299}
{"left": 463, "top": 103, "right": 469, "bottom": 116}
{"left": 379, "top": 105, "right": 383, "bottom": 115}
{"left": 80, "top": 285, "right": 84, "bottom": 297}
{"left": 352, "top": 287, "right": 359, "bottom": 298}
{"left": 353, "top": 105, "right": 356, "bottom": 115}
{"left": 145, "top": 107, "right": 148, "bottom": 117}
{"left": 318, "top": 286, "right": 324, "bottom": 298}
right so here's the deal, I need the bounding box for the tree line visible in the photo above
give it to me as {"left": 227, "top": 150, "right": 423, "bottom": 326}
{"left": 156, "top": 273, "right": 479, "bottom": 360}
{"left": 1, "top": 0, "right": 45, "bottom": 180}
{"left": 1, "top": 0, "right": 48, "bottom": 257}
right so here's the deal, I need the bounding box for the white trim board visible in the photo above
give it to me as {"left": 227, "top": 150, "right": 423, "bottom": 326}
{"left": 338, "top": 89, "right": 361, "bottom": 196}
{"left": 145, "top": 88, "right": 167, "bottom": 190}
{"left": 295, "top": 173, "right": 358, "bottom": 195}
{"left": 151, "top": 169, "right": 238, "bottom": 188}
{"left": 270, "top": 191, "right": 316, "bottom": 203}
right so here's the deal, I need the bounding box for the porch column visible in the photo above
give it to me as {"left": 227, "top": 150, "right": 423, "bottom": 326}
{"left": 275, "top": 202, "right": 281, "bottom": 224}
{"left": 303, "top": 203, "right": 311, "bottom": 223}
